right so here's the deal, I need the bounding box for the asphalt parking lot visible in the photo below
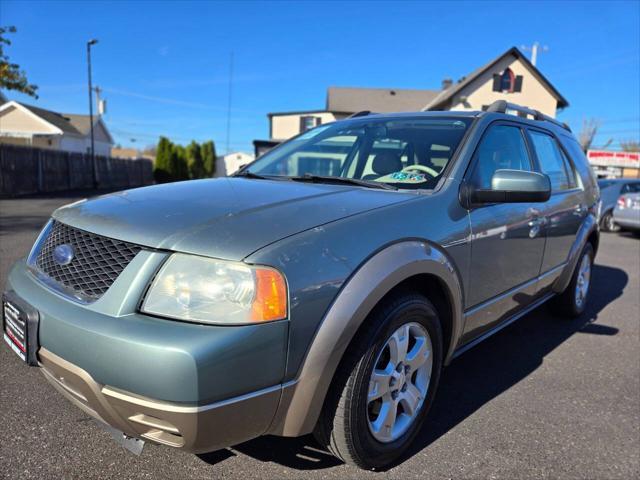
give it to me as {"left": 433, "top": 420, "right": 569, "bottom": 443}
{"left": 0, "top": 192, "right": 638, "bottom": 480}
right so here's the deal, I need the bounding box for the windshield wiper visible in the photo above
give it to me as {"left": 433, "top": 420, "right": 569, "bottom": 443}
{"left": 289, "top": 174, "right": 397, "bottom": 190}
{"left": 233, "top": 171, "right": 273, "bottom": 180}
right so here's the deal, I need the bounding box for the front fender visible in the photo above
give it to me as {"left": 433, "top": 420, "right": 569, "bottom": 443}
{"left": 268, "top": 240, "right": 464, "bottom": 437}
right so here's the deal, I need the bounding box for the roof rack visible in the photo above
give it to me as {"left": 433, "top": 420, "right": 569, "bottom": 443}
{"left": 486, "top": 100, "right": 571, "bottom": 132}
{"left": 347, "top": 110, "right": 373, "bottom": 119}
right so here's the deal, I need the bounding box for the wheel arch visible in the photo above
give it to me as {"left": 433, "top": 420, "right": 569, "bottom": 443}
{"left": 599, "top": 207, "right": 615, "bottom": 229}
{"left": 268, "top": 240, "right": 465, "bottom": 437}
{"left": 553, "top": 214, "right": 599, "bottom": 293}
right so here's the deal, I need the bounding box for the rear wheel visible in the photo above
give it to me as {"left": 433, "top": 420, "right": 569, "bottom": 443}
{"left": 600, "top": 211, "right": 620, "bottom": 232}
{"left": 313, "top": 293, "right": 443, "bottom": 470}
{"left": 550, "top": 243, "right": 594, "bottom": 317}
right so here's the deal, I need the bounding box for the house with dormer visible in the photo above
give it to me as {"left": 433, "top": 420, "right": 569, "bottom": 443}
{"left": 254, "top": 47, "right": 568, "bottom": 156}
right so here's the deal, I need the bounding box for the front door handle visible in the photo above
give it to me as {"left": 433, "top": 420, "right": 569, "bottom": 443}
{"left": 528, "top": 217, "right": 545, "bottom": 238}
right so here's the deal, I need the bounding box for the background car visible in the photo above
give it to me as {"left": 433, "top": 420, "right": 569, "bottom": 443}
{"left": 613, "top": 192, "right": 640, "bottom": 233}
{"left": 597, "top": 179, "right": 640, "bottom": 232}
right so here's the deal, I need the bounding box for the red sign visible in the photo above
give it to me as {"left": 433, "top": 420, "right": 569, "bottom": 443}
{"left": 587, "top": 150, "right": 639, "bottom": 167}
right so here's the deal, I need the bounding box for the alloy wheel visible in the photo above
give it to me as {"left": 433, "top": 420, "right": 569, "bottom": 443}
{"left": 575, "top": 253, "right": 591, "bottom": 309}
{"left": 367, "top": 322, "right": 432, "bottom": 443}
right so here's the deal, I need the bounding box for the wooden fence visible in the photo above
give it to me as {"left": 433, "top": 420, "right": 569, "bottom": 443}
{"left": 0, "top": 144, "right": 153, "bottom": 196}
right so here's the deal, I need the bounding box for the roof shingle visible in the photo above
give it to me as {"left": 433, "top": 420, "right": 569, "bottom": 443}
{"left": 17, "top": 103, "right": 95, "bottom": 136}
{"left": 326, "top": 86, "right": 440, "bottom": 113}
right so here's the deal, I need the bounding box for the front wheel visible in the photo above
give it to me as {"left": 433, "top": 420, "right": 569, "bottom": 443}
{"left": 313, "top": 293, "right": 443, "bottom": 470}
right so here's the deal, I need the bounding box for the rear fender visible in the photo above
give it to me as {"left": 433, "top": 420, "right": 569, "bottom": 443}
{"left": 553, "top": 214, "right": 599, "bottom": 293}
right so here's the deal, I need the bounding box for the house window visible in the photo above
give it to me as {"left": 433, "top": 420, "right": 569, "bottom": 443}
{"left": 492, "top": 68, "right": 523, "bottom": 93}
{"left": 501, "top": 68, "right": 515, "bottom": 92}
{"left": 300, "top": 116, "right": 321, "bottom": 132}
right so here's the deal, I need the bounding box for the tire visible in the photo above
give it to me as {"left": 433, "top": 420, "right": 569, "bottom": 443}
{"left": 600, "top": 211, "right": 620, "bottom": 232}
{"left": 313, "top": 292, "right": 443, "bottom": 470}
{"left": 550, "top": 242, "right": 594, "bottom": 317}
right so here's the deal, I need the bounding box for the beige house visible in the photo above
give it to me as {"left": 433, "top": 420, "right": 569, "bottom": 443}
{"left": 0, "top": 101, "right": 114, "bottom": 156}
{"left": 255, "top": 47, "right": 568, "bottom": 154}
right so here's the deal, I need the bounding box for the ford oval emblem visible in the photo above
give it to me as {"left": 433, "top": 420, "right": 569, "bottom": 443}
{"left": 53, "top": 244, "right": 74, "bottom": 266}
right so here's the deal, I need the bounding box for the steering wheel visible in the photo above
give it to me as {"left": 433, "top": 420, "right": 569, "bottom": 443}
{"left": 401, "top": 164, "right": 439, "bottom": 178}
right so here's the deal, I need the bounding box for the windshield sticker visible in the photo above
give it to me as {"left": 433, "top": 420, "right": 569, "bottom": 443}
{"left": 388, "top": 172, "right": 427, "bottom": 183}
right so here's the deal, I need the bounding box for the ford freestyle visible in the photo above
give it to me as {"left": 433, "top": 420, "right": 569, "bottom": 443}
{"left": 3, "top": 101, "right": 600, "bottom": 470}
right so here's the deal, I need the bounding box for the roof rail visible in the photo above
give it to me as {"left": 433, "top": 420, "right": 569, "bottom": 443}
{"left": 347, "top": 110, "right": 373, "bottom": 119}
{"left": 486, "top": 100, "right": 571, "bottom": 132}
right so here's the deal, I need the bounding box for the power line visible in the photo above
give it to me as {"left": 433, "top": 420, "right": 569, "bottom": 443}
{"left": 601, "top": 117, "right": 640, "bottom": 125}
{"left": 597, "top": 128, "right": 640, "bottom": 135}
{"left": 109, "top": 128, "right": 251, "bottom": 146}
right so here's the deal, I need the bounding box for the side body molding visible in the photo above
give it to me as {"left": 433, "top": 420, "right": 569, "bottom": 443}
{"left": 268, "top": 240, "right": 465, "bottom": 437}
{"left": 553, "top": 213, "right": 598, "bottom": 294}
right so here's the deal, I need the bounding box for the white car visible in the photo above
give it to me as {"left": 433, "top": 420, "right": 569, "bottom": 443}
{"left": 613, "top": 193, "right": 640, "bottom": 232}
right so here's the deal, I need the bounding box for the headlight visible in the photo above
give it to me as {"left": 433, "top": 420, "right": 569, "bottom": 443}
{"left": 141, "top": 253, "right": 287, "bottom": 325}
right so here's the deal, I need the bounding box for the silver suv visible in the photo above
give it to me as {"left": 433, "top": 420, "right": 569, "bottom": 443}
{"left": 3, "top": 101, "right": 600, "bottom": 470}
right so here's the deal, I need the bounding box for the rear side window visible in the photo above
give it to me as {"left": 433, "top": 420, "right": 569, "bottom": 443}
{"left": 529, "top": 131, "right": 576, "bottom": 191}
{"left": 469, "top": 125, "right": 532, "bottom": 189}
{"left": 622, "top": 182, "right": 640, "bottom": 194}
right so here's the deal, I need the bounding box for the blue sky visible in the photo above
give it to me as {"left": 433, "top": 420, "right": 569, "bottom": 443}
{"left": 2, "top": 0, "right": 639, "bottom": 152}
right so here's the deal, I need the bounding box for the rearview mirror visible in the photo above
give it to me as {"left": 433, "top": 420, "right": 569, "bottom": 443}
{"left": 468, "top": 169, "right": 551, "bottom": 205}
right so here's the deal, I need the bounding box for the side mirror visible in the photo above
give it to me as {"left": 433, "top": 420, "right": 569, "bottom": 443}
{"left": 466, "top": 169, "right": 551, "bottom": 205}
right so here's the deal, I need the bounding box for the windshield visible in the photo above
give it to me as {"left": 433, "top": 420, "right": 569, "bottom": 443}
{"left": 245, "top": 117, "right": 472, "bottom": 189}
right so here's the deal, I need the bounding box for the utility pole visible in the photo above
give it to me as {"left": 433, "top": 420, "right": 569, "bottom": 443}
{"left": 87, "top": 39, "right": 99, "bottom": 188}
{"left": 94, "top": 85, "right": 104, "bottom": 115}
{"left": 521, "top": 42, "right": 548, "bottom": 66}
{"left": 226, "top": 51, "right": 234, "bottom": 154}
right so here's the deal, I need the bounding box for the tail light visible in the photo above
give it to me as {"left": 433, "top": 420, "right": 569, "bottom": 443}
{"left": 617, "top": 196, "right": 626, "bottom": 208}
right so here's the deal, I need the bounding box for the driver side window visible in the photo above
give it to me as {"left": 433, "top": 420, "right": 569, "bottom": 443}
{"left": 470, "top": 125, "right": 532, "bottom": 189}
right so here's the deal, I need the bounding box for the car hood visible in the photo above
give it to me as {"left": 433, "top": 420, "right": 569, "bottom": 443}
{"left": 53, "top": 178, "right": 414, "bottom": 261}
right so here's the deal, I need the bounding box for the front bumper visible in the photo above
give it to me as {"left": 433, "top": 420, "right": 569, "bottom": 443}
{"left": 39, "top": 347, "right": 281, "bottom": 452}
{"left": 5, "top": 256, "right": 290, "bottom": 452}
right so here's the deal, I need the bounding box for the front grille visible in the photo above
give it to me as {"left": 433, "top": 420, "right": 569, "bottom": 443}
{"left": 32, "top": 220, "right": 142, "bottom": 302}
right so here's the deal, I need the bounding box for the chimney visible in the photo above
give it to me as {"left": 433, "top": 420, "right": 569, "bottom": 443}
{"left": 442, "top": 78, "right": 453, "bottom": 90}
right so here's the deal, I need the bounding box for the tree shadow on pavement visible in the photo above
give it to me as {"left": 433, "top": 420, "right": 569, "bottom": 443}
{"left": 198, "top": 264, "right": 627, "bottom": 471}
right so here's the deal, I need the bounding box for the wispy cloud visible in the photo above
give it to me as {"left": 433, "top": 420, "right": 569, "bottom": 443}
{"left": 158, "top": 46, "right": 170, "bottom": 57}
{"left": 102, "top": 87, "right": 227, "bottom": 110}
{"left": 143, "top": 72, "right": 278, "bottom": 89}
{"left": 101, "top": 87, "right": 260, "bottom": 113}
{"left": 37, "top": 83, "right": 85, "bottom": 92}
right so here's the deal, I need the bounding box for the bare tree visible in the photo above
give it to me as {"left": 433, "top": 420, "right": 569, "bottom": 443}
{"left": 620, "top": 139, "right": 640, "bottom": 152}
{"left": 578, "top": 118, "right": 601, "bottom": 153}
